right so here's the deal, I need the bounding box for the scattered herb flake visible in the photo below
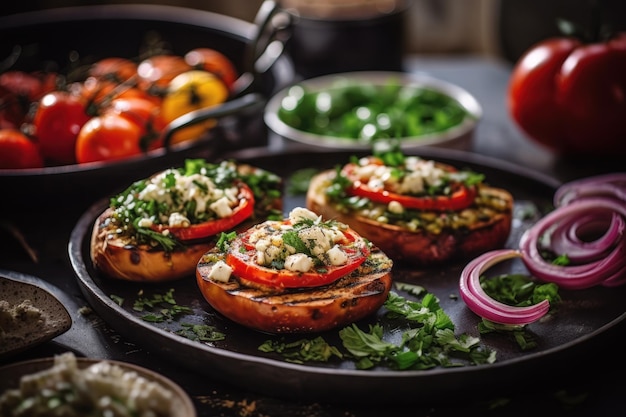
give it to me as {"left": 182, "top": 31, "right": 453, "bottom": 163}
{"left": 132, "top": 289, "right": 192, "bottom": 322}
{"left": 176, "top": 323, "right": 225, "bottom": 342}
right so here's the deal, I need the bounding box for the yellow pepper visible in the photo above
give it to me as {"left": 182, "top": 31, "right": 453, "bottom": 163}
{"left": 161, "top": 70, "right": 229, "bottom": 144}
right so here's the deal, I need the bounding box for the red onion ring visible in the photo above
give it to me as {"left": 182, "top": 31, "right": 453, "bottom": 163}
{"left": 553, "top": 173, "right": 626, "bottom": 207}
{"left": 459, "top": 173, "right": 625, "bottom": 324}
{"left": 519, "top": 197, "right": 626, "bottom": 289}
{"left": 549, "top": 212, "right": 624, "bottom": 263}
{"left": 459, "top": 249, "right": 550, "bottom": 325}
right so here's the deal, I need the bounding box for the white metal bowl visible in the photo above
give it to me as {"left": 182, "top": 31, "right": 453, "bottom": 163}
{"left": 264, "top": 71, "right": 483, "bottom": 151}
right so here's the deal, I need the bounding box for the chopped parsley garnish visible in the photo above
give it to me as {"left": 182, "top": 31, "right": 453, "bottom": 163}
{"left": 258, "top": 289, "right": 496, "bottom": 370}
{"left": 105, "top": 158, "right": 282, "bottom": 252}
{"left": 478, "top": 273, "right": 562, "bottom": 350}
{"left": 131, "top": 289, "right": 192, "bottom": 323}
{"left": 176, "top": 323, "right": 225, "bottom": 342}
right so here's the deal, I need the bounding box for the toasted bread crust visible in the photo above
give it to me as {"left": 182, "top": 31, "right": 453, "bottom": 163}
{"left": 306, "top": 169, "right": 514, "bottom": 266}
{"left": 90, "top": 208, "right": 215, "bottom": 282}
{"left": 196, "top": 249, "right": 393, "bottom": 334}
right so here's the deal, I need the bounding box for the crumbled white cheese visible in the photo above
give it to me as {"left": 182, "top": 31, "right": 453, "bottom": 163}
{"left": 327, "top": 245, "right": 348, "bottom": 266}
{"left": 209, "top": 196, "right": 234, "bottom": 218}
{"left": 208, "top": 260, "right": 233, "bottom": 282}
{"left": 388, "top": 200, "right": 404, "bottom": 214}
{"left": 397, "top": 171, "right": 425, "bottom": 194}
{"left": 242, "top": 208, "right": 357, "bottom": 274}
{"left": 132, "top": 168, "right": 239, "bottom": 224}
{"left": 284, "top": 253, "right": 314, "bottom": 272}
{"left": 168, "top": 212, "right": 190, "bottom": 227}
{"left": 137, "top": 218, "right": 154, "bottom": 228}
{"left": 298, "top": 226, "right": 333, "bottom": 257}
{"left": 289, "top": 207, "right": 319, "bottom": 223}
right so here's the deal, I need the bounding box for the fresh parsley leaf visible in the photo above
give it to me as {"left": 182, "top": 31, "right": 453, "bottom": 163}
{"left": 133, "top": 289, "right": 192, "bottom": 322}
{"left": 176, "top": 323, "right": 225, "bottom": 342}
{"left": 258, "top": 337, "right": 343, "bottom": 364}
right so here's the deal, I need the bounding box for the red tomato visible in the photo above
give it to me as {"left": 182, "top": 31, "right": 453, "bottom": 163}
{"left": 184, "top": 48, "right": 238, "bottom": 90}
{"left": 88, "top": 57, "right": 138, "bottom": 83}
{"left": 0, "top": 129, "right": 44, "bottom": 169}
{"left": 225, "top": 222, "right": 370, "bottom": 289}
{"left": 508, "top": 32, "right": 626, "bottom": 157}
{"left": 0, "top": 71, "right": 47, "bottom": 101}
{"left": 0, "top": 87, "right": 27, "bottom": 129}
{"left": 341, "top": 157, "right": 477, "bottom": 212}
{"left": 151, "top": 182, "right": 255, "bottom": 241}
{"left": 0, "top": 71, "right": 59, "bottom": 128}
{"left": 136, "top": 55, "right": 192, "bottom": 94}
{"left": 74, "top": 113, "right": 145, "bottom": 164}
{"left": 105, "top": 96, "right": 166, "bottom": 150}
{"left": 33, "top": 91, "right": 91, "bottom": 165}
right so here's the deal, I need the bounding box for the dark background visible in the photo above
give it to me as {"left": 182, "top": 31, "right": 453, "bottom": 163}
{"left": 2, "top": 0, "right": 626, "bottom": 63}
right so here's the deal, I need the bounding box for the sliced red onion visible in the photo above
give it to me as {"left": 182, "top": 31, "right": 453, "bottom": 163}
{"left": 459, "top": 249, "right": 550, "bottom": 326}
{"left": 554, "top": 173, "right": 626, "bottom": 207}
{"left": 519, "top": 197, "right": 626, "bottom": 289}
{"left": 599, "top": 263, "right": 626, "bottom": 287}
{"left": 549, "top": 212, "right": 624, "bottom": 263}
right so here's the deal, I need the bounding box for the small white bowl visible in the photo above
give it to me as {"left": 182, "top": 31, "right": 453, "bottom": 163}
{"left": 264, "top": 71, "right": 482, "bottom": 151}
{"left": 0, "top": 355, "right": 196, "bottom": 417}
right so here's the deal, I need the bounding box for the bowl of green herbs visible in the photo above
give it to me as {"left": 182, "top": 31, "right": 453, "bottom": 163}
{"left": 264, "top": 71, "right": 482, "bottom": 150}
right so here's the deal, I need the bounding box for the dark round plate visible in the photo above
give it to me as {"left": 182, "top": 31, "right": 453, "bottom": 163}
{"left": 68, "top": 147, "right": 626, "bottom": 405}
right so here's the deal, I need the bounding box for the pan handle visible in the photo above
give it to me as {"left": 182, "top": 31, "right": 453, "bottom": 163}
{"left": 161, "top": 92, "right": 264, "bottom": 149}
{"left": 232, "top": 0, "right": 292, "bottom": 97}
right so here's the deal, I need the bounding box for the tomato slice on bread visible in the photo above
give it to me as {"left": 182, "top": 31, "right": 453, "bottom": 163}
{"left": 198, "top": 208, "right": 371, "bottom": 290}
{"left": 341, "top": 156, "right": 478, "bottom": 212}
{"left": 151, "top": 182, "right": 255, "bottom": 241}
{"left": 226, "top": 222, "right": 369, "bottom": 289}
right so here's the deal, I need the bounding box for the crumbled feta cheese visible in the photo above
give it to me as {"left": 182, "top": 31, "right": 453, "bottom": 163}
{"left": 208, "top": 260, "right": 233, "bottom": 282}
{"left": 284, "top": 253, "right": 314, "bottom": 272}
{"left": 254, "top": 238, "right": 271, "bottom": 253}
{"left": 298, "top": 226, "right": 333, "bottom": 256}
{"left": 289, "top": 207, "right": 319, "bottom": 223}
{"left": 168, "top": 212, "right": 190, "bottom": 227}
{"left": 397, "top": 171, "right": 425, "bottom": 194}
{"left": 210, "top": 196, "right": 233, "bottom": 218}
{"left": 388, "top": 200, "right": 404, "bottom": 214}
{"left": 327, "top": 245, "right": 348, "bottom": 266}
{"left": 137, "top": 218, "right": 154, "bottom": 228}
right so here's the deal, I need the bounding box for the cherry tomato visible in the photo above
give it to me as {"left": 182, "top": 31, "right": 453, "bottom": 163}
{"left": 184, "top": 48, "right": 238, "bottom": 90}
{"left": 136, "top": 54, "right": 192, "bottom": 95}
{"left": 74, "top": 113, "right": 145, "bottom": 164}
{"left": 73, "top": 76, "right": 161, "bottom": 109}
{"left": 105, "top": 96, "right": 166, "bottom": 150}
{"left": 160, "top": 70, "right": 229, "bottom": 144}
{"left": 0, "top": 87, "right": 27, "bottom": 129}
{"left": 0, "top": 129, "right": 44, "bottom": 169}
{"left": 33, "top": 91, "right": 91, "bottom": 165}
{"left": 88, "top": 57, "right": 138, "bottom": 83}
{"left": 508, "top": 32, "right": 626, "bottom": 157}
{"left": 225, "top": 222, "right": 370, "bottom": 289}
{"left": 341, "top": 157, "right": 477, "bottom": 212}
{"left": 0, "top": 71, "right": 47, "bottom": 101}
{"left": 0, "top": 71, "right": 58, "bottom": 128}
{"left": 151, "top": 182, "right": 255, "bottom": 241}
